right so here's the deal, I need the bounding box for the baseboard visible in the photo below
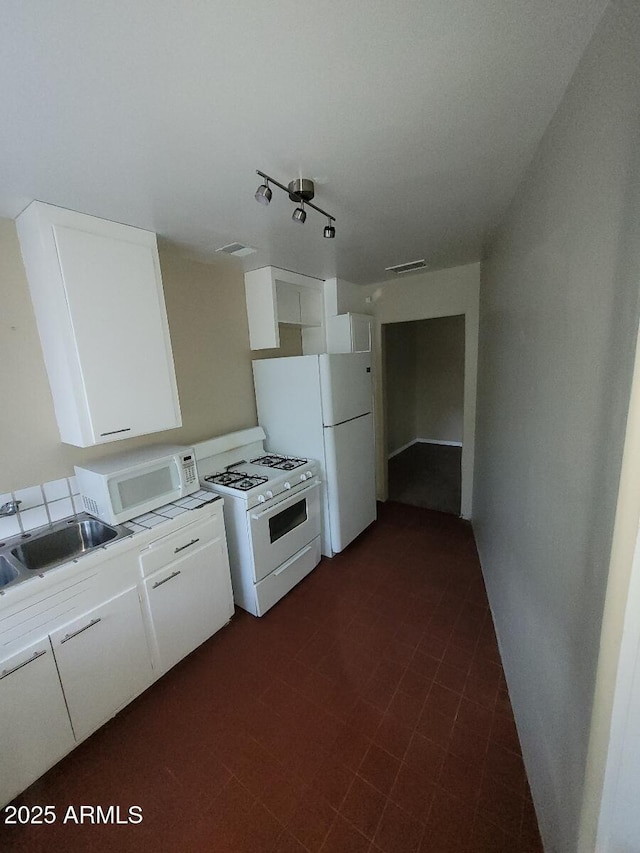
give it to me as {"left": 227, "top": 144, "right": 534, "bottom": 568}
{"left": 387, "top": 437, "right": 463, "bottom": 459}
{"left": 387, "top": 440, "right": 417, "bottom": 459}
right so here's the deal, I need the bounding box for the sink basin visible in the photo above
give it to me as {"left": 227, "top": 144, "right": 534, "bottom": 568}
{"left": 10, "top": 519, "right": 120, "bottom": 571}
{"left": 0, "top": 514, "right": 133, "bottom": 590}
{"left": 0, "top": 556, "right": 19, "bottom": 588}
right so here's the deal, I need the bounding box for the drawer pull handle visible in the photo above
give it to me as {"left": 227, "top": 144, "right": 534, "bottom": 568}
{"left": 60, "top": 618, "right": 102, "bottom": 644}
{"left": 100, "top": 427, "right": 132, "bottom": 436}
{"left": 174, "top": 538, "right": 199, "bottom": 554}
{"left": 1, "top": 649, "right": 47, "bottom": 679}
{"left": 273, "top": 544, "right": 313, "bottom": 576}
{"left": 152, "top": 570, "right": 182, "bottom": 589}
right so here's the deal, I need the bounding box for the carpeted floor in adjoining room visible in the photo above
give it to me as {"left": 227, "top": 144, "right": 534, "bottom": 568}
{"left": 388, "top": 443, "right": 462, "bottom": 516}
{"left": 1, "top": 501, "right": 542, "bottom": 853}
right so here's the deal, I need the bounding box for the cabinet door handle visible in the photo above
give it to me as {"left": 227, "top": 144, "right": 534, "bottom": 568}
{"left": 152, "top": 569, "right": 182, "bottom": 589}
{"left": 174, "top": 538, "right": 199, "bottom": 554}
{"left": 60, "top": 617, "right": 102, "bottom": 644}
{"left": 99, "top": 427, "right": 132, "bottom": 437}
{"left": 0, "top": 649, "right": 47, "bottom": 680}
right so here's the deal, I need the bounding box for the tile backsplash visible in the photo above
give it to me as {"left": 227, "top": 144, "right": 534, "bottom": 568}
{"left": 0, "top": 476, "right": 82, "bottom": 540}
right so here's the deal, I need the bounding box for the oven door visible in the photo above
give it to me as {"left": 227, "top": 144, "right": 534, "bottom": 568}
{"left": 248, "top": 480, "right": 321, "bottom": 582}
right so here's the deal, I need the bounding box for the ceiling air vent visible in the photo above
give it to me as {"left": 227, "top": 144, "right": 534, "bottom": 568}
{"left": 385, "top": 259, "right": 427, "bottom": 275}
{"left": 216, "top": 242, "right": 256, "bottom": 258}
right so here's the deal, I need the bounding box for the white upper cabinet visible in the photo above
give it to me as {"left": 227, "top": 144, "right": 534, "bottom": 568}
{"left": 326, "top": 313, "right": 372, "bottom": 353}
{"left": 244, "top": 266, "right": 324, "bottom": 350}
{"left": 16, "top": 201, "right": 182, "bottom": 447}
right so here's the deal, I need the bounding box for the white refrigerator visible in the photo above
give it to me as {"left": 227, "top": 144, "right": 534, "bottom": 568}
{"left": 252, "top": 352, "right": 377, "bottom": 556}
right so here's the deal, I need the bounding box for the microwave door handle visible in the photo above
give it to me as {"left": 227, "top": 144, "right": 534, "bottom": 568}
{"left": 250, "top": 479, "right": 320, "bottom": 521}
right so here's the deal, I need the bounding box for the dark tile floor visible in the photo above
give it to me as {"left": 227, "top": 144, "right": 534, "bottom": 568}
{"left": 1, "top": 502, "right": 543, "bottom": 852}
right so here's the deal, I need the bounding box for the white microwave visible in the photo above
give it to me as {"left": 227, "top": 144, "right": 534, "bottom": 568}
{"left": 74, "top": 444, "right": 199, "bottom": 524}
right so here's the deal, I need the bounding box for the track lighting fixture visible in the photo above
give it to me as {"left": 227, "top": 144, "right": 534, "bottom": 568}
{"left": 254, "top": 170, "right": 336, "bottom": 238}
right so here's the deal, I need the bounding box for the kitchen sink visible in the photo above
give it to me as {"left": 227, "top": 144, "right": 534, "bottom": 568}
{"left": 0, "top": 514, "right": 133, "bottom": 591}
{"left": 0, "top": 556, "right": 19, "bottom": 589}
{"left": 11, "top": 519, "right": 120, "bottom": 571}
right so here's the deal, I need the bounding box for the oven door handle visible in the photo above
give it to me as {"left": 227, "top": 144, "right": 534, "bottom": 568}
{"left": 250, "top": 479, "right": 320, "bottom": 521}
{"left": 274, "top": 543, "right": 314, "bottom": 576}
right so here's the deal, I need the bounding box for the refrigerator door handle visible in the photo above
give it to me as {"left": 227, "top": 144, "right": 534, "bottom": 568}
{"left": 324, "top": 413, "right": 370, "bottom": 428}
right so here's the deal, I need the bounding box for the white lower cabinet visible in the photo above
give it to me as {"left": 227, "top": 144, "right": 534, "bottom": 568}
{"left": 0, "top": 505, "right": 234, "bottom": 807}
{"left": 0, "top": 638, "right": 75, "bottom": 806}
{"left": 50, "top": 587, "right": 153, "bottom": 741}
{"left": 141, "top": 525, "right": 234, "bottom": 675}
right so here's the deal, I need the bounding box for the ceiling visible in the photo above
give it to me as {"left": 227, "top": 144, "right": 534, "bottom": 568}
{"left": 0, "top": 0, "right": 608, "bottom": 285}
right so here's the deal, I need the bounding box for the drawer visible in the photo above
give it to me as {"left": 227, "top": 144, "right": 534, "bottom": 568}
{"left": 0, "top": 573, "right": 100, "bottom": 652}
{"left": 254, "top": 536, "right": 320, "bottom": 616}
{"left": 139, "top": 514, "right": 222, "bottom": 577}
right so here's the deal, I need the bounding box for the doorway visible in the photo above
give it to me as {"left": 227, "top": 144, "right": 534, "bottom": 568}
{"left": 383, "top": 315, "right": 465, "bottom": 515}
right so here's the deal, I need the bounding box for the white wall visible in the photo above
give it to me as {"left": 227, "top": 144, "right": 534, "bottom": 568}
{"left": 581, "top": 304, "right": 640, "bottom": 851}
{"left": 325, "top": 277, "right": 374, "bottom": 317}
{"left": 371, "top": 262, "right": 479, "bottom": 518}
{"left": 473, "top": 2, "right": 640, "bottom": 850}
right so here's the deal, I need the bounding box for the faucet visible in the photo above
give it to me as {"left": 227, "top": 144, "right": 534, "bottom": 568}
{"left": 0, "top": 500, "right": 21, "bottom": 517}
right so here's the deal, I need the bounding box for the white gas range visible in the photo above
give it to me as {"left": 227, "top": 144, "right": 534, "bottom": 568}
{"left": 193, "top": 427, "right": 322, "bottom": 616}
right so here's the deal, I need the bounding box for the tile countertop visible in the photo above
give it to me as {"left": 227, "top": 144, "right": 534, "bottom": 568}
{"left": 0, "top": 491, "right": 223, "bottom": 609}
{"left": 126, "top": 489, "right": 222, "bottom": 534}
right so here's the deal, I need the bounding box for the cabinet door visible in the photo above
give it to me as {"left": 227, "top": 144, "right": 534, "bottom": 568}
{"left": 327, "top": 313, "right": 372, "bottom": 352}
{"left": 143, "top": 537, "right": 234, "bottom": 675}
{"left": 53, "top": 224, "right": 181, "bottom": 443}
{"left": 50, "top": 587, "right": 152, "bottom": 742}
{"left": 244, "top": 268, "right": 280, "bottom": 349}
{"left": 0, "top": 638, "right": 75, "bottom": 806}
{"left": 351, "top": 315, "right": 372, "bottom": 352}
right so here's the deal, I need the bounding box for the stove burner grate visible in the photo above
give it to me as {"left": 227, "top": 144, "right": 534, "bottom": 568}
{"left": 204, "top": 471, "right": 268, "bottom": 491}
{"left": 251, "top": 454, "right": 307, "bottom": 470}
{"left": 277, "top": 458, "right": 306, "bottom": 470}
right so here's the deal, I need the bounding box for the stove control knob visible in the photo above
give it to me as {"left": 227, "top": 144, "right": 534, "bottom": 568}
{"left": 284, "top": 482, "right": 291, "bottom": 490}
{"left": 300, "top": 473, "right": 307, "bottom": 481}
{"left": 265, "top": 490, "right": 273, "bottom": 499}
{"left": 305, "top": 471, "right": 313, "bottom": 479}
{"left": 257, "top": 494, "right": 266, "bottom": 503}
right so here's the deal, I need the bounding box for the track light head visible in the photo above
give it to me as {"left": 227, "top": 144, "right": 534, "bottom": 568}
{"left": 292, "top": 204, "right": 306, "bottom": 224}
{"left": 255, "top": 182, "right": 272, "bottom": 206}
{"left": 324, "top": 221, "right": 336, "bottom": 239}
